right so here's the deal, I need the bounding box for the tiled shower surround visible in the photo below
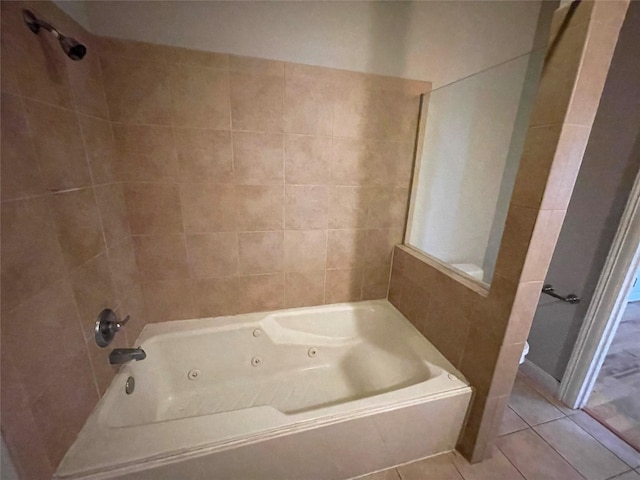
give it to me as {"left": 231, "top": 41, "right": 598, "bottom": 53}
{"left": 99, "top": 39, "right": 428, "bottom": 321}
{"left": 0, "top": 1, "right": 428, "bottom": 477}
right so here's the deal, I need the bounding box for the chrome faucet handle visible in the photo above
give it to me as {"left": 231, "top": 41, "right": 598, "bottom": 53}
{"left": 116, "top": 315, "right": 130, "bottom": 331}
{"left": 95, "top": 309, "right": 131, "bottom": 347}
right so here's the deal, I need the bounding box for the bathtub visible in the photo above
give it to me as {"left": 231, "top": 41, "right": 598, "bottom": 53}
{"left": 56, "top": 300, "right": 472, "bottom": 480}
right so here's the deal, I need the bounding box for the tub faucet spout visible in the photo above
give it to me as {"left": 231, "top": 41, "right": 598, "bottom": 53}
{"left": 109, "top": 348, "right": 146, "bottom": 365}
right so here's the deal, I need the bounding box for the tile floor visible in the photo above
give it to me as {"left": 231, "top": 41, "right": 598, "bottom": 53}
{"left": 360, "top": 373, "right": 640, "bottom": 480}
{"left": 586, "top": 301, "right": 640, "bottom": 451}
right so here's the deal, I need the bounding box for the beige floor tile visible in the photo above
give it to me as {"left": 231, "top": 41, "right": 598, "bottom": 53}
{"left": 534, "top": 417, "right": 628, "bottom": 480}
{"left": 357, "top": 468, "right": 401, "bottom": 480}
{"left": 397, "top": 453, "right": 463, "bottom": 480}
{"left": 508, "top": 377, "right": 565, "bottom": 426}
{"left": 570, "top": 411, "right": 640, "bottom": 468}
{"left": 518, "top": 373, "right": 576, "bottom": 416}
{"left": 497, "top": 429, "right": 583, "bottom": 480}
{"left": 499, "top": 406, "right": 529, "bottom": 436}
{"left": 451, "top": 449, "right": 525, "bottom": 480}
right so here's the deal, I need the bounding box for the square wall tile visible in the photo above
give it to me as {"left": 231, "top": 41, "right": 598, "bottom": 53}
{"left": 238, "top": 231, "right": 284, "bottom": 275}
{"left": 230, "top": 57, "right": 284, "bottom": 132}
{"left": 284, "top": 230, "right": 328, "bottom": 272}
{"left": 67, "top": 52, "right": 109, "bottom": 119}
{"left": 169, "top": 65, "right": 230, "bottom": 129}
{"left": 174, "top": 129, "right": 233, "bottom": 183}
{"left": 327, "top": 229, "right": 367, "bottom": 269}
{"left": 124, "top": 182, "right": 184, "bottom": 235}
{"left": 285, "top": 271, "right": 326, "bottom": 308}
{"left": 181, "top": 183, "right": 236, "bottom": 233}
{"left": 112, "top": 124, "right": 178, "bottom": 181}
{"left": 1, "top": 93, "right": 44, "bottom": 201}
{"left": 142, "top": 279, "right": 195, "bottom": 322}
{"left": 186, "top": 233, "right": 238, "bottom": 278}
{"left": 285, "top": 134, "right": 332, "bottom": 185}
{"left": 362, "top": 265, "right": 391, "bottom": 300}
{"left": 284, "top": 63, "right": 335, "bottom": 136}
{"left": 233, "top": 131, "right": 284, "bottom": 185}
{"left": 94, "top": 183, "right": 130, "bottom": 247}
{"left": 191, "top": 277, "right": 240, "bottom": 317}
{"left": 51, "top": 188, "right": 106, "bottom": 270}
{"left": 1, "top": 197, "right": 65, "bottom": 314}
{"left": 325, "top": 268, "right": 363, "bottom": 303}
{"left": 78, "top": 114, "right": 118, "bottom": 184}
{"left": 25, "top": 99, "right": 91, "bottom": 190}
{"left": 285, "top": 185, "right": 328, "bottom": 230}
{"left": 133, "top": 234, "right": 189, "bottom": 280}
{"left": 101, "top": 55, "right": 172, "bottom": 125}
{"left": 328, "top": 186, "right": 370, "bottom": 229}
{"left": 236, "top": 185, "right": 284, "bottom": 231}
{"left": 108, "top": 237, "right": 140, "bottom": 300}
{"left": 237, "top": 273, "right": 285, "bottom": 313}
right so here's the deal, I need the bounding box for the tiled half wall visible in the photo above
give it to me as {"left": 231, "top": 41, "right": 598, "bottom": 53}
{"left": 389, "top": 0, "right": 630, "bottom": 463}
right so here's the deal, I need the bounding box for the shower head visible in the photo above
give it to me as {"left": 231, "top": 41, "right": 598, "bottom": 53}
{"left": 22, "top": 9, "right": 87, "bottom": 60}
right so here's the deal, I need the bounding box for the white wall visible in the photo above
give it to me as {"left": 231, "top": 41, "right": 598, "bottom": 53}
{"left": 55, "top": 1, "right": 542, "bottom": 88}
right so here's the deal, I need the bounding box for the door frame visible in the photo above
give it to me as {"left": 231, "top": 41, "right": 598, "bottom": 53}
{"left": 559, "top": 168, "right": 640, "bottom": 408}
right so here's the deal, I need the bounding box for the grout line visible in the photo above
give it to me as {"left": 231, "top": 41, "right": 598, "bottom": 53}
{"left": 495, "top": 437, "right": 534, "bottom": 480}
{"left": 529, "top": 425, "right": 589, "bottom": 479}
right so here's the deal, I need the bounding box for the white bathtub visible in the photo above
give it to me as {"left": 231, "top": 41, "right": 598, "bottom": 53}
{"left": 56, "top": 300, "right": 472, "bottom": 480}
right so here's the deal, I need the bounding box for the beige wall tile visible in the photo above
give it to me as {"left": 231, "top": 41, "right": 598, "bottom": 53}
{"left": 325, "top": 268, "right": 363, "bottom": 303}
{"left": 328, "top": 186, "right": 370, "bottom": 229}
{"left": 330, "top": 137, "right": 372, "bottom": 185}
{"left": 101, "top": 55, "right": 172, "bottom": 125}
{"left": 424, "top": 297, "right": 470, "bottom": 368}
{"left": 51, "top": 188, "right": 106, "bottom": 270}
{"left": 94, "top": 183, "right": 130, "bottom": 247}
{"left": 503, "top": 280, "right": 544, "bottom": 344}
{"left": 86, "top": 333, "right": 126, "bottom": 396}
{"left": 367, "top": 187, "right": 409, "bottom": 228}
{"left": 124, "top": 182, "right": 183, "bottom": 234}
{"left": 0, "top": 93, "right": 44, "bottom": 201}
{"left": 186, "top": 233, "right": 239, "bottom": 278}
{"left": 519, "top": 209, "right": 566, "bottom": 283}
{"left": 238, "top": 231, "right": 284, "bottom": 275}
{"left": 69, "top": 253, "right": 118, "bottom": 341}
{"left": 191, "top": 277, "right": 240, "bottom": 317}
{"left": 233, "top": 131, "right": 284, "bottom": 184}
{"left": 142, "top": 279, "right": 195, "bottom": 322}
{"left": 169, "top": 65, "right": 230, "bottom": 129}
{"left": 181, "top": 183, "right": 236, "bottom": 233}
{"left": 133, "top": 234, "right": 189, "bottom": 280}
{"left": 284, "top": 63, "right": 335, "bottom": 136}
{"left": 327, "top": 229, "right": 367, "bottom": 269}
{"left": 362, "top": 265, "right": 391, "bottom": 300}
{"left": 364, "top": 228, "right": 403, "bottom": 267}
{"left": 108, "top": 237, "right": 140, "bottom": 300}
{"left": 1, "top": 279, "right": 87, "bottom": 402}
{"left": 236, "top": 185, "right": 284, "bottom": 231}
{"left": 25, "top": 99, "right": 92, "bottom": 190}
{"left": 174, "top": 128, "right": 233, "bottom": 183}
{"left": 97, "top": 36, "right": 169, "bottom": 64}
{"left": 493, "top": 205, "right": 539, "bottom": 283}
{"left": 0, "top": 200, "right": 65, "bottom": 318}
{"left": 285, "top": 185, "right": 329, "bottom": 229}
{"left": 29, "top": 351, "right": 98, "bottom": 467}
{"left": 284, "top": 230, "right": 328, "bottom": 272}
{"left": 285, "top": 271, "right": 326, "bottom": 307}
{"left": 459, "top": 324, "right": 502, "bottom": 395}
{"left": 529, "top": 20, "right": 590, "bottom": 127}
{"left": 230, "top": 58, "right": 284, "bottom": 132}
{"left": 237, "top": 273, "right": 285, "bottom": 313}
{"left": 285, "top": 134, "right": 332, "bottom": 185}
{"left": 395, "top": 277, "right": 430, "bottom": 334}
{"left": 112, "top": 124, "right": 178, "bottom": 181}
{"left": 78, "top": 114, "right": 118, "bottom": 184}
{"left": 67, "top": 53, "right": 109, "bottom": 119}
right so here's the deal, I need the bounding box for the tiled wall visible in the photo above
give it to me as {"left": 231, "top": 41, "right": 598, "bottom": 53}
{"left": 0, "top": 2, "right": 145, "bottom": 478}
{"left": 95, "top": 36, "right": 429, "bottom": 322}
{"left": 389, "top": 0, "right": 629, "bottom": 463}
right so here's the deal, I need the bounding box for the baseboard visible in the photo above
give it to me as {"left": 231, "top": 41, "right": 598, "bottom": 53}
{"left": 519, "top": 359, "right": 560, "bottom": 396}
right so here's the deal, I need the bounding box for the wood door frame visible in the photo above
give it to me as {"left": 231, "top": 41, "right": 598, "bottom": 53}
{"left": 559, "top": 168, "right": 640, "bottom": 408}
